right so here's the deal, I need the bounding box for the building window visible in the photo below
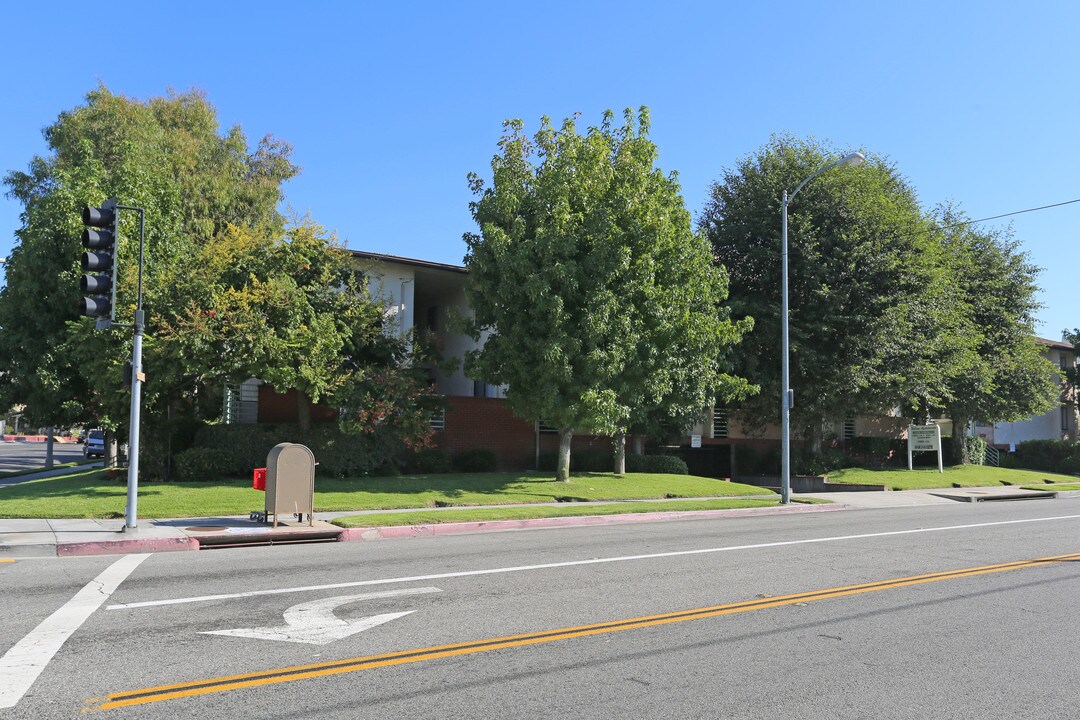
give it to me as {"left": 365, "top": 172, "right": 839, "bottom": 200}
{"left": 223, "top": 381, "right": 259, "bottom": 424}
{"left": 430, "top": 409, "right": 445, "bottom": 432}
{"left": 712, "top": 408, "right": 728, "bottom": 439}
{"left": 842, "top": 415, "right": 856, "bottom": 441}
{"left": 1063, "top": 405, "right": 1069, "bottom": 432}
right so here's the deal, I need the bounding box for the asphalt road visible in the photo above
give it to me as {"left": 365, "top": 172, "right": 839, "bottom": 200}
{"left": 0, "top": 441, "right": 85, "bottom": 476}
{"left": 2, "top": 499, "right": 1080, "bottom": 719}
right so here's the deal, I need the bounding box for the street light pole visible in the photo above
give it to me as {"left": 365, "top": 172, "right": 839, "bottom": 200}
{"left": 780, "top": 152, "right": 865, "bottom": 504}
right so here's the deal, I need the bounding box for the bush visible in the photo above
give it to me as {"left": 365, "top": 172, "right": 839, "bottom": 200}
{"left": 1059, "top": 456, "right": 1080, "bottom": 476}
{"left": 965, "top": 435, "right": 988, "bottom": 465}
{"left": 1014, "top": 439, "right": 1080, "bottom": 474}
{"left": 452, "top": 448, "right": 498, "bottom": 473}
{"left": 625, "top": 454, "right": 689, "bottom": 475}
{"left": 172, "top": 447, "right": 234, "bottom": 482}
{"left": 795, "top": 444, "right": 854, "bottom": 476}
{"left": 572, "top": 450, "right": 613, "bottom": 472}
{"left": 196, "top": 422, "right": 408, "bottom": 479}
{"left": 406, "top": 448, "right": 452, "bottom": 474}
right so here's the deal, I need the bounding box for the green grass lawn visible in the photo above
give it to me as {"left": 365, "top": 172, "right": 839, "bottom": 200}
{"left": 0, "top": 468, "right": 774, "bottom": 519}
{"left": 0, "top": 459, "right": 95, "bottom": 479}
{"left": 1021, "top": 483, "right": 1080, "bottom": 491}
{"left": 827, "top": 464, "right": 1079, "bottom": 491}
{"left": 332, "top": 498, "right": 790, "bottom": 528}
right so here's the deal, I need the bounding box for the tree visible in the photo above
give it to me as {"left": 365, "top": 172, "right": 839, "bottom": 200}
{"left": 463, "top": 108, "right": 751, "bottom": 480}
{"left": 1063, "top": 329, "right": 1080, "bottom": 440}
{"left": 0, "top": 86, "right": 297, "bottom": 439}
{"left": 935, "top": 211, "right": 1059, "bottom": 462}
{"left": 700, "top": 135, "right": 939, "bottom": 457}
{"left": 0, "top": 86, "right": 433, "bottom": 477}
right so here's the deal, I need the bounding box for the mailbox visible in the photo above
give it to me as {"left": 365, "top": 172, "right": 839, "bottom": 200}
{"left": 265, "top": 443, "right": 316, "bottom": 528}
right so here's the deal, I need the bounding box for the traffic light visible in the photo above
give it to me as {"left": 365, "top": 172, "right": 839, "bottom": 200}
{"left": 79, "top": 198, "right": 119, "bottom": 321}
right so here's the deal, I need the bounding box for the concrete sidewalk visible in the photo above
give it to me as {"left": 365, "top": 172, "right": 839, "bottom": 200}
{"left": 1, "top": 500, "right": 844, "bottom": 558}
{"left": 1, "top": 486, "right": 1071, "bottom": 559}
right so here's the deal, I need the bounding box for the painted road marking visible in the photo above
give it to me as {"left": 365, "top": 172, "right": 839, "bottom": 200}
{"left": 107, "top": 513, "right": 1080, "bottom": 611}
{"left": 201, "top": 587, "right": 442, "bottom": 645}
{"left": 0, "top": 554, "right": 149, "bottom": 709}
{"left": 98, "top": 552, "right": 1080, "bottom": 709}
{"left": 0, "top": 558, "right": 15, "bottom": 563}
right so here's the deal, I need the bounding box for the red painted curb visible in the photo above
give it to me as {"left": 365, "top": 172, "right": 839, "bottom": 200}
{"left": 336, "top": 503, "right": 847, "bottom": 542}
{"left": 57, "top": 536, "right": 200, "bottom": 557}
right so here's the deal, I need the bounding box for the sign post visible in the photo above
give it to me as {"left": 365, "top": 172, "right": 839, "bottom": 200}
{"left": 907, "top": 424, "right": 943, "bottom": 474}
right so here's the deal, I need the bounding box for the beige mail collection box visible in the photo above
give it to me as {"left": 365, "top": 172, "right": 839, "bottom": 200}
{"left": 265, "top": 442, "right": 316, "bottom": 528}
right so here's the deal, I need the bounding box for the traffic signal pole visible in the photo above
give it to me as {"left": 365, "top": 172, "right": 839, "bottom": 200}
{"left": 80, "top": 199, "right": 146, "bottom": 530}
{"left": 120, "top": 206, "right": 145, "bottom": 530}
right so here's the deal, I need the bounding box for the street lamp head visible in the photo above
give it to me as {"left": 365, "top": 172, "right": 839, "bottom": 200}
{"left": 839, "top": 151, "right": 865, "bottom": 168}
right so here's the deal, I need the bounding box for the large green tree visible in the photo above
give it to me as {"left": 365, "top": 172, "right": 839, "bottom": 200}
{"left": 0, "top": 87, "right": 428, "bottom": 477}
{"left": 463, "top": 108, "right": 751, "bottom": 480}
{"left": 700, "top": 136, "right": 940, "bottom": 455}
{"left": 934, "top": 210, "right": 1059, "bottom": 462}
{"left": 0, "top": 86, "right": 296, "bottom": 437}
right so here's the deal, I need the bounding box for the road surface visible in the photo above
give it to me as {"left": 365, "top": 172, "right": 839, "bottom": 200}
{"left": 2, "top": 498, "right": 1078, "bottom": 718}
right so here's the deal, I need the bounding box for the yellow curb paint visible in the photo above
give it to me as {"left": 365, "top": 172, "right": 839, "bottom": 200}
{"left": 98, "top": 551, "right": 1080, "bottom": 709}
{"left": 0, "top": 559, "right": 15, "bottom": 563}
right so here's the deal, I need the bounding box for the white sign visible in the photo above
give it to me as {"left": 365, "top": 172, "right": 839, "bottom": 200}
{"left": 1009, "top": 443, "right": 1016, "bottom": 453}
{"left": 907, "top": 424, "right": 943, "bottom": 473}
{"left": 909, "top": 425, "right": 940, "bottom": 452}
{"left": 202, "top": 587, "right": 441, "bottom": 645}
{"left": 691, "top": 434, "right": 702, "bottom": 448}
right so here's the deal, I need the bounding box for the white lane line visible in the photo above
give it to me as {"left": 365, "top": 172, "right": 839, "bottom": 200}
{"left": 0, "top": 554, "right": 149, "bottom": 709}
{"left": 106, "top": 514, "right": 1080, "bottom": 612}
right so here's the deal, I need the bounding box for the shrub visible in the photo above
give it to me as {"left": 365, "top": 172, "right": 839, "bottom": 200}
{"left": 1059, "top": 456, "right": 1080, "bottom": 476}
{"left": 452, "top": 448, "right": 498, "bottom": 473}
{"left": 407, "top": 448, "right": 452, "bottom": 474}
{"left": 172, "top": 447, "right": 234, "bottom": 482}
{"left": 1014, "top": 439, "right": 1080, "bottom": 473}
{"left": 965, "top": 435, "right": 988, "bottom": 465}
{"left": 572, "top": 450, "right": 613, "bottom": 472}
{"left": 625, "top": 454, "right": 689, "bottom": 475}
{"left": 196, "top": 422, "right": 408, "bottom": 479}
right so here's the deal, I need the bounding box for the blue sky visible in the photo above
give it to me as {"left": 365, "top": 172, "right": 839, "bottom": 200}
{"left": 4, "top": 1, "right": 1077, "bottom": 338}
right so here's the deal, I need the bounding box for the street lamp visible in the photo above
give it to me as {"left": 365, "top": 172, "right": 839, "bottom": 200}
{"left": 780, "top": 151, "right": 864, "bottom": 504}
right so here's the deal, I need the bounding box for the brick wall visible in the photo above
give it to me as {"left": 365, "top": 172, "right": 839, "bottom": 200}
{"left": 435, "top": 397, "right": 614, "bottom": 471}
{"left": 257, "top": 385, "right": 338, "bottom": 424}
{"left": 435, "top": 397, "right": 534, "bottom": 470}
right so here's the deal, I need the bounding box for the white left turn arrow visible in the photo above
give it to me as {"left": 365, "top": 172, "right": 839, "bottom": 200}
{"left": 201, "top": 586, "right": 441, "bottom": 645}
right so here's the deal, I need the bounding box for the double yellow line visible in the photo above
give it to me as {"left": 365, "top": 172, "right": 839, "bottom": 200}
{"left": 100, "top": 552, "right": 1080, "bottom": 709}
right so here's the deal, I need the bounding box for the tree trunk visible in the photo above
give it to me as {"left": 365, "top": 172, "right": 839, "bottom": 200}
{"left": 105, "top": 431, "right": 118, "bottom": 468}
{"left": 613, "top": 430, "right": 626, "bottom": 475}
{"left": 297, "top": 390, "right": 312, "bottom": 433}
{"left": 632, "top": 434, "right": 645, "bottom": 456}
{"left": 45, "top": 426, "right": 54, "bottom": 468}
{"left": 556, "top": 427, "right": 573, "bottom": 482}
{"left": 805, "top": 420, "right": 824, "bottom": 454}
{"left": 948, "top": 415, "right": 968, "bottom": 465}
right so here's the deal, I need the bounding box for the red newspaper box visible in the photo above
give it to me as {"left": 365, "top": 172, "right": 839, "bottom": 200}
{"left": 252, "top": 467, "right": 267, "bottom": 491}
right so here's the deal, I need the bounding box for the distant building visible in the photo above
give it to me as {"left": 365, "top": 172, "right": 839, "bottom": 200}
{"left": 974, "top": 337, "right": 1078, "bottom": 448}
{"left": 227, "top": 252, "right": 1075, "bottom": 474}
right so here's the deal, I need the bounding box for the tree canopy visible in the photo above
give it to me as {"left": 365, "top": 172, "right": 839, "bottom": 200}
{"left": 700, "top": 135, "right": 1059, "bottom": 465}
{"left": 0, "top": 86, "right": 429, "bottom": 476}
{"left": 463, "top": 108, "right": 751, "bottom": 479}
{"left": 700, "top": 135, "right": 937, "bottom": 449}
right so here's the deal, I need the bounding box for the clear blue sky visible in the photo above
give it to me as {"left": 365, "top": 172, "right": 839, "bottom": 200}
{"left": 4, "top": 1, "right": 1077, "bottom": 338}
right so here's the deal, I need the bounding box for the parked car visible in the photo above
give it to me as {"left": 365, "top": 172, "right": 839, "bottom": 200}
{"left": 83, "top": 429, "right": 105, "bottom": 459}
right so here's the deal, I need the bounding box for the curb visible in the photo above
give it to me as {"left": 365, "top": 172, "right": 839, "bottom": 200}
{"left": 14, "top": 503, "right": 847, "bottom": 558}
{"left": 335, "top": 503, "right": 846, "bottom": 542}
{"left": 56, "top": 536, "right": 200, "bottom": 557}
